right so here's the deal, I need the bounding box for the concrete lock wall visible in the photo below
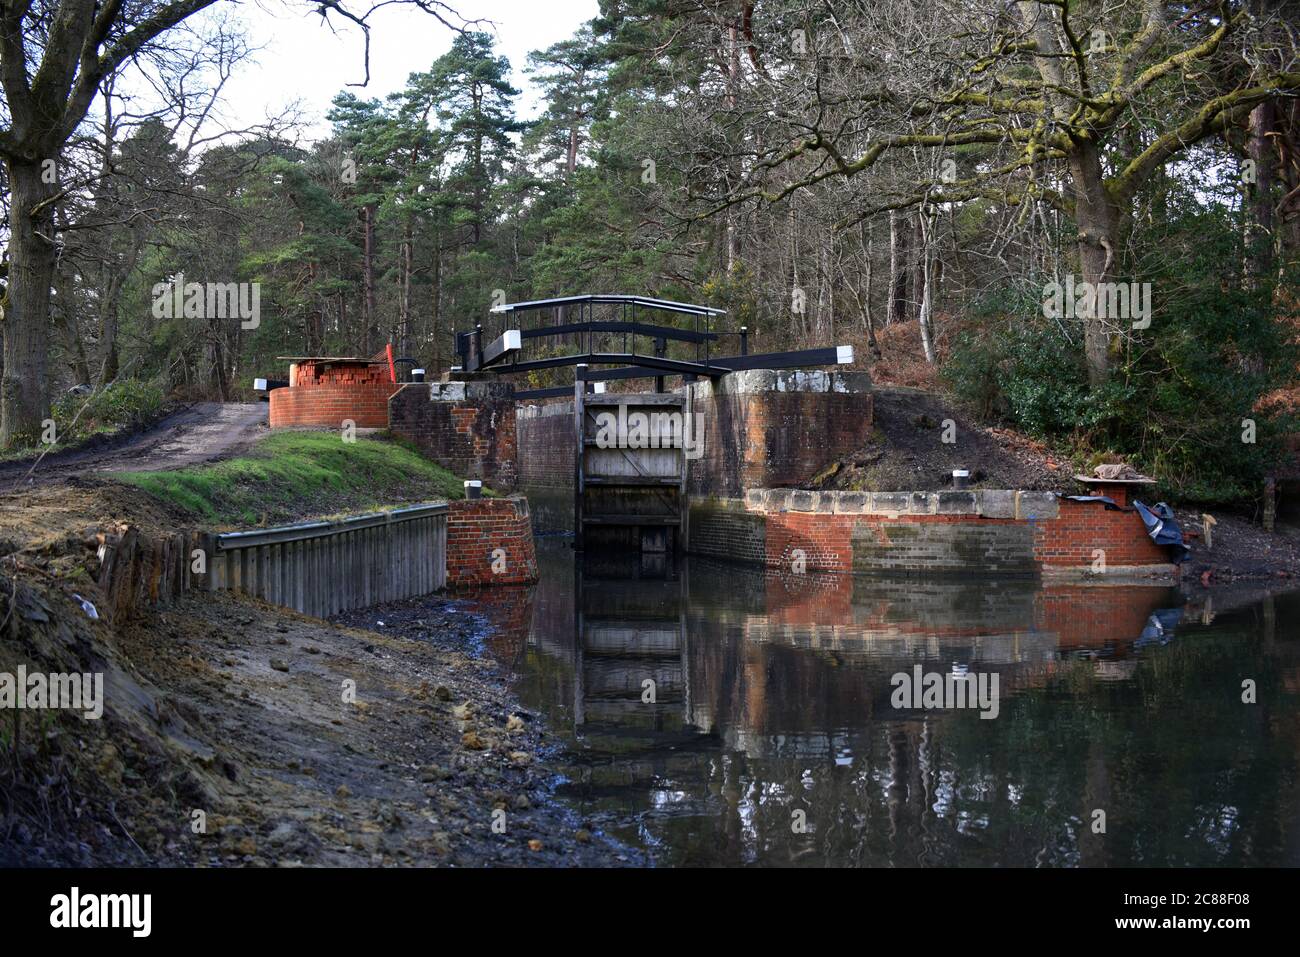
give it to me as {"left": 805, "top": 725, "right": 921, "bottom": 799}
{"left": 688, "top": 489, "right": 1177, "bottom": 580}
{"left": 684, "top": 369, "right": 874, "bottom": 497}
{"left": 515, "top": 400, "right": 577, "bottom": 532}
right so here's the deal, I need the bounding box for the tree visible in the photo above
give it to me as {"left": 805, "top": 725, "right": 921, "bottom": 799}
{"left": 668, "top": 0, "right": 1300, "bottom": 386}
{"left": 525, "top": 26, "right": 607, "bottom": 179}
{"left": 427, "top": 31, "right": 523, "bottom": 245}
{"left": 0, "top": 0, "right": 470, "bottom": 446}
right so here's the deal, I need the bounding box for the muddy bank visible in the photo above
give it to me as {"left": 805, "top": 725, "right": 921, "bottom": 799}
{"left": 1175, "top": 508, "right": 1300, "bottom": 587}
{"left": 1, "top": 575, "right": 632, "bottom": 867}
{"left": 816, "top": 386, "right": 1075, "bottom": 493}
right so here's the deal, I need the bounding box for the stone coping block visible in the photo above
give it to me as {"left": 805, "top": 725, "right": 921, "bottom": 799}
{"left": 422, "top": 380, "right": 515, "bottom": 402}
{"left": 868, "top": 491, "right": 910, "bottom": 515}
{"left": 790, "top": 490, "right": 819, "bottom": 512}
{"left": 736, "top": 489, "right": 1059, "bottom": 520}
{"left": 763, "top": 489, "right": 793, "bottom": 511}
{"left": 977, "top": 490, "right": 1017, "bottom": 518}
{"left": 935, "top": 490, "right": 978, "bottom": 514}
{"left": 1015, "top": 491, "right": 1060, "bottom": 520}
{"left": 427, "top": 381, "right": 467, "bottom": 402}
{"left": 834, "top": 491, "right": 869, "bottom": 514}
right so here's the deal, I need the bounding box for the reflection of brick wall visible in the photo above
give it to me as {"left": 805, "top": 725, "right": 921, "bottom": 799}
{"left": 446, "top": 498, "right": 537, "bottom": 586}
{"left": 465, "top": 584, "right": 535, "bottom": 660}
{"left": 389, "top": 382, "right": 518, "bottom": 492}
{"left": 1035, "top": 586, "right": 1168, "bottom": 647}
{"left": 688, "top": 489, "right": 1175, "bottom": 579}
{"left": 268, "top": 382, "right": 398, "bottom": 428}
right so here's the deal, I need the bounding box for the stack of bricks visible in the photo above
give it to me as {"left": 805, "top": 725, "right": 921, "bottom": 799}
{"left": 445, "top": 497, "right": 537, "bottom": 586}
{"left": 269, "top": 360, "right": 399, "bottom": 429}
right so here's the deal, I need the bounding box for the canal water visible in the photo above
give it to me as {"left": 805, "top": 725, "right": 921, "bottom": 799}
{"left": 473, "top": 538, "right": 1300, "bottom": 867}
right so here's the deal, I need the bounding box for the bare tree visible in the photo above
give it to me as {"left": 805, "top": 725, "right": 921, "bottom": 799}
{"left": 0, "top": 0, "right": 471, "bottom": 446}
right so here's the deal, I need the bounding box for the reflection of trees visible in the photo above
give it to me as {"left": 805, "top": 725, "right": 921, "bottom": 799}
{"left": 504, "top": 543, "right": 1300, "bottom": 866}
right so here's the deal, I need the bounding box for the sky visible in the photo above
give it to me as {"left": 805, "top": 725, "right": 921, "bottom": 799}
{"left": 214, "top": 0, "right": 600, "bottom": 140}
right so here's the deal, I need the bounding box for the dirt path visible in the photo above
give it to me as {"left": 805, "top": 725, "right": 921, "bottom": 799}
{"left": 0, "top": 402, "right": 267, "bottom": 490}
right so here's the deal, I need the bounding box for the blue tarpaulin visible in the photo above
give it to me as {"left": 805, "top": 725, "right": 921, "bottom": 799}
{"left": 1132, "top": 500, "right": 1192, "bottom": 563}
{"left": 1062, "top": 494, "right": 1121, "bottom": 510}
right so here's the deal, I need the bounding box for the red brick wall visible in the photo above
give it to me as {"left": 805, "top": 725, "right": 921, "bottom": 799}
{"left": 268, "top": 381, "right": 399, "bottom": 429}
{"left": 687, "top": 386, "right": 875, "bottom": 497}
{"left": 1036, "top": 498, "right": 1168, "bottom": 568}
{"left": 446, "top": 498, "right": 537, "bottom": 586}
{"left": 293, "top": 360, "right": 391, "bottom": 386}
{"left": 688, "top": 490, "right": 1176, "bottom": 578}
{"left": 389, "top": 383, "right": 518, "bottom": 492}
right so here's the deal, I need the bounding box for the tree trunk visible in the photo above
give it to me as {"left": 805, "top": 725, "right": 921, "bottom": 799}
{"left": 1246, "top": 99, "right": 1278, "bottom": 285}
{"left": 567, "top": 124, "right": 579, "bottom": 178}
{"left": 916, "top": 211, "right": 936, "bottom": 364}
{"left": 54, "top": 272, "right": 91, "bottom": 385}
{"left": 888, "top": 209, "right": 909, "bottom": 325}
{"left": 400, "top": 215, "right": 414, "bottom": 357}
{"left": 431, "top": 235, "right": 442, "bottom": 371}
{"left": 2, "top": 159, "right": 56, "bottom": 446}
{"left": 1068, "top": 142, "right": 1123, "bottom": 386}
{"left": 362, "top": 203, "right": 377, "bottom": 354}
{"left": 96, "top": 231, "right": 142, "bottom": 387}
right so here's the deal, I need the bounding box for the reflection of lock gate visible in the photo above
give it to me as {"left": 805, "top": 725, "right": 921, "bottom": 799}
{"left": 572, "top": 555, "right": 692, "bottom": 739}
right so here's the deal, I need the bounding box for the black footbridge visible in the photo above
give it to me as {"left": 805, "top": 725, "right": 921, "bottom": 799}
{"left": 455, "top": 294, "right": 853, "bottom": 399}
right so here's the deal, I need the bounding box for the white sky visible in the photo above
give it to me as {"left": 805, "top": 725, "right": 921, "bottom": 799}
{"left": 215, "top": 0, "right": 600, "bottom": 140}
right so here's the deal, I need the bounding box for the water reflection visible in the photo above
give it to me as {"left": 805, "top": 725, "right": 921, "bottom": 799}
{"left": 476, "top": 541, "right": 1300, "bottom": 867}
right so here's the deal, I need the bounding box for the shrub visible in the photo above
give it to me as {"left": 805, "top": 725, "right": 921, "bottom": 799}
{"left": 51, "top": 378, "right": 166, "bottom": 441}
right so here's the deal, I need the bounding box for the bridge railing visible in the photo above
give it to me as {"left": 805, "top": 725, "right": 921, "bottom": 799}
{"left": 206, "top": 503, "right": 448, "bottom": 617}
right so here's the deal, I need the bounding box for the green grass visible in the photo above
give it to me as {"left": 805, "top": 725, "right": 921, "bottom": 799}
{"left": 117, "top": 430, "right": 487, "bottom": 527}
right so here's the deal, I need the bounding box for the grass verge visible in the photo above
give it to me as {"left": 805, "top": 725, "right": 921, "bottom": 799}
{"left": 116, "top": 430, "right": 483, "bottom": 527}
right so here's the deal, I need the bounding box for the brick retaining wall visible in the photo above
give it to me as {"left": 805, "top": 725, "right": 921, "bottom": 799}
{"left": 389, "top": 382, "right": 518, "bottom": 492}
{"left": 688, "top": 488, "right": 1176, "bottom": 580}
{"left": 446, "top": 497, "right": 537, "bottom": 586}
